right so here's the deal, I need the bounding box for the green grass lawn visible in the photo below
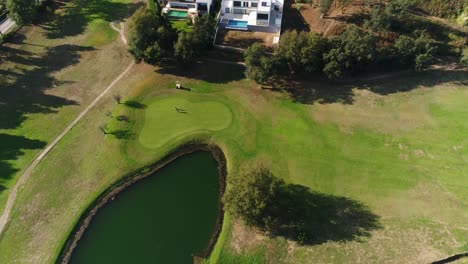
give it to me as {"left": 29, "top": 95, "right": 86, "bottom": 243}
{"left": 0, "top": 58, "right": 466, "bottom": 263}
{"left": 0, "top": 1, "right": 467, "bottom": 263}
{"left": 171, "top": 19, "right": 193, "bottom": 32}
{"left": 139, "top": 97, "right": 232, "bottom": 148}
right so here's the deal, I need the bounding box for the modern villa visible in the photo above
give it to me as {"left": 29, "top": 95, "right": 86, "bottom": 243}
{"left": 217, "top": 0, "right": 283, "bottom": 32}
{"left": 161, "top": 0, "right": 214, "bottom": 19}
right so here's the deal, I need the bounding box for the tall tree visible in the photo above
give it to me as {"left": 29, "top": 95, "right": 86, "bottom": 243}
{"left": 128, "top": 7, "right": 177, "bottom": 65}
{"left": 174, "top": 15, "right": 216, "bottom": 65}
{"left": 222, "top": 165, "right": 285, "bottom": 227}
{"left": 275, "top": 30, "right": 328, "bottom": 74}
{"left": 244, "top": 43, "right": 276, "bottom": 84}
{"left": 6, "top": 0, "right": 37, "bottom": 25}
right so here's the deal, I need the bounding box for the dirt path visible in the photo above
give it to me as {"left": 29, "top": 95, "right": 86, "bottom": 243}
{"left": 0, "top": 22, "right": 134, "bottom": 235}
{"left": 110, "top": 21, "right": 128, "bottom": 45}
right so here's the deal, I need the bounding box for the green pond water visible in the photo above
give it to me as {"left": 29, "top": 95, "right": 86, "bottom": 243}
{"left": 68, "top": 151, "right": 221, "bottom": 264}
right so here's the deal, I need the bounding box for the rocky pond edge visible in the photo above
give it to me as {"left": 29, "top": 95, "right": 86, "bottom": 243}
{"left": 56, "top": 142, "right": 227, "bottom": 264}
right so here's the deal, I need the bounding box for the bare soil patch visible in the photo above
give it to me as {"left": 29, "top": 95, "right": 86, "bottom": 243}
{"left": 215, "top": 29, "right": 277, "bottom": 50}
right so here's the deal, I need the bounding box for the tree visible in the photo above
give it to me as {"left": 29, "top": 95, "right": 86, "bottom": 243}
{"left": 323, "top": 26, "right": 377, "bottom": 79}
{"left": 394, "top": 35, "right": 416, "bottom": 65}
{"left": 222, "top": 165, "right": 285, "bottom": 227}
{"left": 174, "top": 31, "right": 197, "bottom": 65}
{"left": 364, "top": 5, "right": 392, "bottom": 33}
{"left": 191, "top": 14, "right": 216, "bottom": 50}
{"left": 394, "top": 30, "right": 437, "bottom": 70}
{"left": 6, "top": 0, "right": 37, "bottom": 25}
{"left": 174, "top": 15, "right": 216, "bottom": 65}
{"left": 415, "top": 53, "right": 432, "bottom": 70}
{"left": 244, "top": 43, "right": 276, "bottom": 83}
{"left": 460, "top": 48, "right": 468, "bottom": 67}
{"left": 275, "top": 30, "right": 328, "bottom": 74}
{"left": 128, "top": 7, "right": 177, "bottom": 65}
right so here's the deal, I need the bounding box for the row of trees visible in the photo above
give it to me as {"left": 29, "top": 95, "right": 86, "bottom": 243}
{"left": 245, "top": 1, "right": 442, "bottom": 82}
{"left": 128, "top": 6, "right": 216, "bottom": 66}
{"left": 2, "top": 0, "right": 43, "bottom": 25}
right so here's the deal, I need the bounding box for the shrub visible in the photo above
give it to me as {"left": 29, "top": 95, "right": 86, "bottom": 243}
{"left": 460, "top": 48, "right": 468, "bottom": 66}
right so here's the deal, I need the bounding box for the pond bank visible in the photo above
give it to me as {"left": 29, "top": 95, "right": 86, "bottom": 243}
{"left": 57, "top": 143, "right": 227, "bottom": 264}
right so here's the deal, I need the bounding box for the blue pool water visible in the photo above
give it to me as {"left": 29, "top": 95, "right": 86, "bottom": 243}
{"left": 227, "top": 20, "right": 248, "bottom": 29}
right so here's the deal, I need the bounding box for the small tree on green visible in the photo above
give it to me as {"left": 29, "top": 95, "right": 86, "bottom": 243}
{"left": 222, "top": 165, "right": 285, "bottom": 227}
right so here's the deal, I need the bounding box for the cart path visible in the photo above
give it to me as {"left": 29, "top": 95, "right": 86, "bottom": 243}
{"left": 0, "top": 21, "right": 133, "bottom": 234}
{"left": 110, "top": 21, "right": 127, "bottom": 45}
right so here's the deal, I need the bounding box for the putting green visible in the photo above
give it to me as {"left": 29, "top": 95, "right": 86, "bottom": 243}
{"left": 139, "top": 97, "right": 232, "bottom": 148}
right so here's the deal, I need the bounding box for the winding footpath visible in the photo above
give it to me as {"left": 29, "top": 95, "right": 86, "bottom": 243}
{"left": 0, "top": 22, "right": 133, "bottom": 235}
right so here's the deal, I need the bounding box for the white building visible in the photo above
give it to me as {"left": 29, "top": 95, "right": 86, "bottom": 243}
{"left": 218, "top": 0, "right": 283, "bottom": 32}
{"left": 161, "top": 0, "right": 214, "bottom": 18}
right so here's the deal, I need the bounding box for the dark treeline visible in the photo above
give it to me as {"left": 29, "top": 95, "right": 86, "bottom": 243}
{"left": 245, "top": 0, "right": 467, "bottom": 82}
{"left": 128, "top": 4, "right": 216, "bottom": 67}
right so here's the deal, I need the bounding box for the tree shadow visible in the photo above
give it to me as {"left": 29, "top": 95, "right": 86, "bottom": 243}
{"left": 156, "top": 60, "right": 245, "bottom": 84}
{"left": 123, "top": 100, "right": 147, "bottom": 109}
{"left": 0, "top": 44, "right": 96, "bottom": 129}
{"left": 267, "top": 184, "right": 381, "bottom": 245}
{"left": 42, "top": 0, "right": 142, "bottom": 39}
{"left": 281, "top": 0, "right": 310, "bottom": 32}
{"left": 0, "top": 133, "right": 46, "bottom": 193}
{"left": 280, "top": 69, "right": 468, "bottom": 105}
{"left": 332, "top": 12, "right": 370, "bottom": 27}
{"left": 114, "top": 115, "right": 130, "bottom": 122}
{"left": 359, "top": 70, "right": 468, "bottom": 96}
{"left": 108, "top": 130, "right": 134, "bottom": 140}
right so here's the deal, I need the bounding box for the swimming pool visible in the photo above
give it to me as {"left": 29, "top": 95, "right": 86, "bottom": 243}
{"left": 167, "top": 10, "right": 188, "bottom": 19}
{"left": 226, "top": 20, "right": 248, "bottom": 30}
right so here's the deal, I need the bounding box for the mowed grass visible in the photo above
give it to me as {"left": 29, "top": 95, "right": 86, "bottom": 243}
{"left": 0, "top": 59, "right": 466, "bottom": 264}
{"left": 139, "top": 97, "right": 232, "bottom": 148}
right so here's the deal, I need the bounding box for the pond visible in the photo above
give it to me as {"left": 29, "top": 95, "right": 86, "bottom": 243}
{"left": 67, "top": 151, "right": 221, "bottom": 264}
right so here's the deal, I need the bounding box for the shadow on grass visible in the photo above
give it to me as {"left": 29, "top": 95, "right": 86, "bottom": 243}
{"left": 156, "top": 60, "right": 245, "bottom": 84}
{"left": 0, "top": 44, "right": 96, "bottom": 129}
{"left": 42, "top": 0, "right": 142, "bottom": 39}
{"left": 281, "top": 69, "right": 468, "bottom": 105}
{"left": 107, "top": 130, "right": 134, "bottom": 140}
{"left": 265, "top": 183, "right": 381, "bottom": 245}
{"left": 123, "top": 100, "right": 147, "bottom": 109}
{"left": 0, "top": 133, "right": 46, "bottom": 193}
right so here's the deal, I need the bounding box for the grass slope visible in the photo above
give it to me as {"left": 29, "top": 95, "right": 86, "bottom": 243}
{"left": 0, "top": 0, "right": 138, "bottom": 212}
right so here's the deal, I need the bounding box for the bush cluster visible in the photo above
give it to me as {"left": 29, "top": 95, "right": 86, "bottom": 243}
{"left": 128, "top": 6, "right": 216, "bottom": 67}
